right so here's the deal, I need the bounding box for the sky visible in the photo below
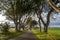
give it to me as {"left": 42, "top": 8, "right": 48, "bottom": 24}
{"left": 0, "top": 14, "right": 6, "bottom": 21}
{"left": 0, "top": 10, "right": 13, "bottom": 24}
{"left": 0, "top": 10, "right": 6, "bottom": 21}
{"left": 0, "top": 0, "right": 60, "bottom": 27}
{"left": 0, "top": 10, "right": 60, "bottom": 27}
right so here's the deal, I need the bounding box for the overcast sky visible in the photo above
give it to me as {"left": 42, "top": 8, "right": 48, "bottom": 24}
{"left": 0, "top": 10, "right": 6, "bottom": 21}
{"left": 0, "top": 10, "right": 60, "bottom": 21}
{"left": 0, "top": 10, "right": 60, "bottom": 27}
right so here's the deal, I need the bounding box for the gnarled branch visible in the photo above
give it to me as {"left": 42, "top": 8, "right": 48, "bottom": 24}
{"left": 48, "top": 0, "right": 60, "bottom": 13}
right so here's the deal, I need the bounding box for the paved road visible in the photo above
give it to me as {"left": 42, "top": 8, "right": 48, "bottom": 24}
{"left": 8, "top": 32, "right": 39, "bottom": 40}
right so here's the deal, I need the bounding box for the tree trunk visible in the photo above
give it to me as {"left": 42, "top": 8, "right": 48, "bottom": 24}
{"left": 18, "top": 16, "right": 21, "bottom": 31}
{"left": 38, "top": 18, "right": 41, "bottom": 32}
{"left": 14, "top": 18, "right": 19, "bottom": 32}
{"left": 15, "top": 23, "right": 18, "bottom": 31}
{"left": 14, "top": 21, "right": 18, "bottom": 31}
{"left": 44, "top": 9, "right": 53, "bottom": 33}
{"left": 44, "top": 24, "right": 48, "bottom": 33}
{"left": 37, "top": 10, "right": 42, "bottom": 32}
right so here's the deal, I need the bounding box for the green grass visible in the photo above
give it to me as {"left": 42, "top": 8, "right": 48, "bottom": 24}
{"left": 0, "top": 32, "right": 23, "bottom": 39}
{"left": 32, "top": 28, "right": 60, "bottom": 40}
{"left": 0, "top": 28, "right": 24, "bottom": 40}
{"left": 48, "top": 28, "right": 60, "bottom": 35}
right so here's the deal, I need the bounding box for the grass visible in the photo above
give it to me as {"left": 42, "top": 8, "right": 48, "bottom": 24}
{"left": 32, "top": 28, "right": 60, "bottom": 40}
{"left": 0, "top": 28, "right": 24, "bottom": 40}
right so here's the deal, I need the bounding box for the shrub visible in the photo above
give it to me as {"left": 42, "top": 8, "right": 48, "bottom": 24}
{"left": 1, "top": 23, "right": 10, "bottom": 34}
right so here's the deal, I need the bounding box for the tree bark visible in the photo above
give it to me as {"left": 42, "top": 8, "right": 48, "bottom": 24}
{"left": 15, "top": 23, "right": 18, "bottom": 31}
{"left": 38, "top": 17, "right": 41, "bottom": 32}
{"left": 14, "top": 20, "right": 18, "bottom": 31}
{"left": 37, "top": 10, "right": 42, "bottom": 32}
{"left": 13, "top": 15, "right": 19, "bottom": 32}
{"left": 18, "top": 16, "right": 22, "bottom": 31}
{"left": 48, "top": 0, "right": 60, "bottom": 13}
{"left": 44, "top": 9, "right": 53, "bottom": 33}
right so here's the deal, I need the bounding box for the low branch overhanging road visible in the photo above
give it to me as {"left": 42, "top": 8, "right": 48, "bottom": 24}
{"left": 8, "top": 31, "right": 39, "bottom": 40}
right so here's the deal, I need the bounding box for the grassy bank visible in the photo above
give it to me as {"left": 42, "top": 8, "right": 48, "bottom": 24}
{"left": 0, "top": 28, "right": 24, "bottom": 40}
{"left": 32, "top": 28, "right": 60, "bottom": 40}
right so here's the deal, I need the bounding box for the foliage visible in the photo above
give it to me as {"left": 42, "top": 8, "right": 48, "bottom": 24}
{"left": 0, "top": 28, "right": 24, "bottom": 40}
{"left": 26, "top": 17, "right": 38, "bottom": 30}
{"left": 1, "top": 23, "right": 10, "bottom": 34}
{"left": 0, "top": 0, "right": 60, "bottom": 33}
{"left": 26, "top": 17, "right": 32, "bottom": 24}
{"left": 30, "top": 20, "right": 38, "bottom": 27}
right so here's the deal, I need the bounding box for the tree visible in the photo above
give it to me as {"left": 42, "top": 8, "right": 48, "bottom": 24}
{"left": 0, "top": 0, "right": 19, "bottom": 31}
{"left": 48, "top": 0, "right": 60, "bottom": 13}
{"left": 41, "top": 0, "right": 60, "bottom": 33}
{"left": 1, "top": 0, "right": 60, "bottom": 33}
{"left": 4, "top": 0, "right": 33, "bottom": 31}
{"left": 26, "top": 17, "right": 37, "bottom": 30}
{"left": 44, "top": 0, "right": 60, "bottom": 33}
{"left": 31, "top": 0, "right": 43, "bottom": 32}
{"left": 1, "top": 22, "right": 10, "bottom": 34}
{"left": 30, "top": 20, "right": 38, "bottom": 28}
{"left": 43, "top": 8, "right": 53, "bottom": 33}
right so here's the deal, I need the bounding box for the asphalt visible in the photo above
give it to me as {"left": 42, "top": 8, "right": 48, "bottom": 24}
{"left": 8, "top": 31, "right": 39, "bottom": 40}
